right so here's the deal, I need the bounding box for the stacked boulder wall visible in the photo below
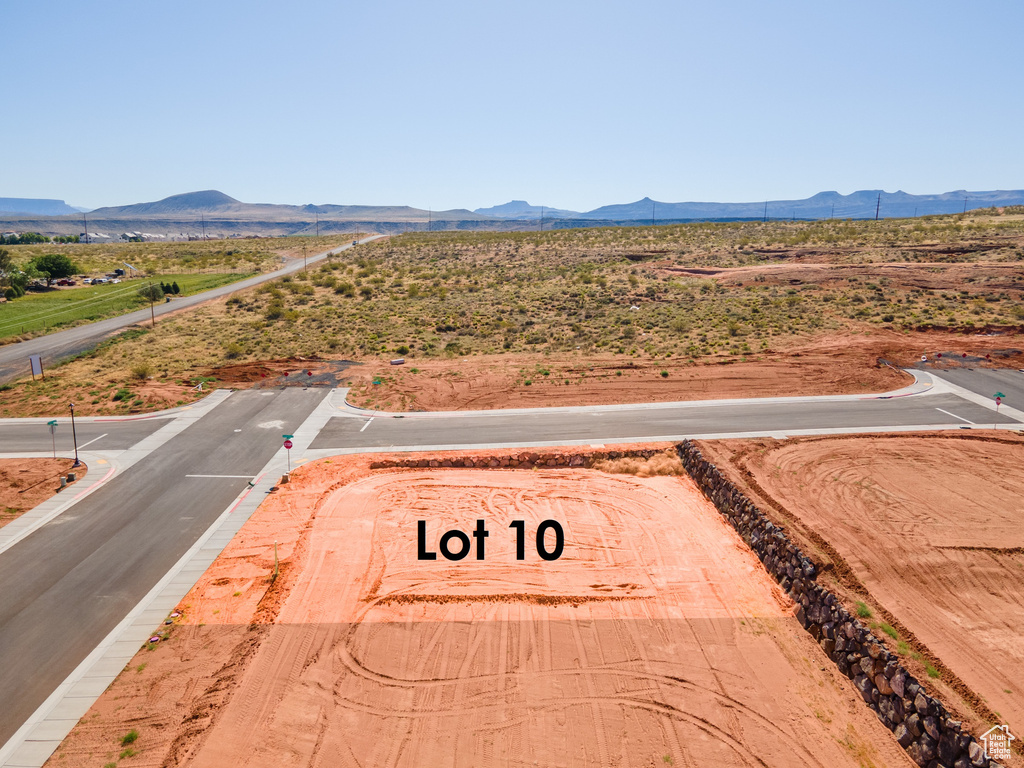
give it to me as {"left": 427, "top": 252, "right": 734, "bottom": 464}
{"left": 677, "top": 440, "right": 1005, "bottom": 768}
{"left": 368, "top": 447, "right": 666, "bottom": 470}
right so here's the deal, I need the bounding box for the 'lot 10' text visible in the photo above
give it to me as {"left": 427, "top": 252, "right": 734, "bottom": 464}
{"left": 417, "top": 519, "right": 564, "bottom": 561}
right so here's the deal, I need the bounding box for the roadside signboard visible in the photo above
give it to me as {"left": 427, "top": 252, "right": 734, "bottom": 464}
{"left": 29, "top": 354, "right": 43, "bottom": 380}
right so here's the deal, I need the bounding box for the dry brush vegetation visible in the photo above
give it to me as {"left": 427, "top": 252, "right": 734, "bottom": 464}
{"left": 1, "top": 213, "right": 1022, "bottom": 416}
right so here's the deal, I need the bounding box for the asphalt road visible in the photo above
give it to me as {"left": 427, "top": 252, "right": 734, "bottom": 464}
{"left": 930, "top": 367, "right": 1024, "bottom": 407}
{"left": 311, "top": 391, "right": 1017, "bottom": 449}
{"left": 0, "top": 368, "right": 1022, "bottom": 755}
{"left": 0, "top": 236, "right": 382, "bottom": 385}
{"left": 0, "top": 417, "right": 169, "bottom": 453}
{"left": 0, "top": 387, "right": 328, "bottom": 746}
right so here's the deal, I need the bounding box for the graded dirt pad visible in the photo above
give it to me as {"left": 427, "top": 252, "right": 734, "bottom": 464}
{"left": 341, "top": 329, "right": 1022, "bottom": 413}
{"left": 0, "top": 457, "right": 83, "bottom": 527}
{"left": 698, "top": 433, "right": 1024, "bottom": 742}
{"left": 343, "top": 345, "right": 912, "bottom": 412}
{"left": 48, "top": 453, "right": 912, "bottom": 767}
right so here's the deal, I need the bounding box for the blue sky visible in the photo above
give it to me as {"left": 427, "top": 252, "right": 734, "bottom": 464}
{"left": 3, "top": 0, "right": 1022, "bottom": 211}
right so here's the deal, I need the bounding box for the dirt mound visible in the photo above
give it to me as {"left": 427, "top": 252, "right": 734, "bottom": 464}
{"left": 201, "top": 357, "right": 356, "bottom": 388}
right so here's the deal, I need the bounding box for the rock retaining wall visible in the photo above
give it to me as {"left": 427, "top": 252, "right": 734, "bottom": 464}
{"left": 368, "top": 448, "right": 665, "bottom": 471}
{"left": 678, "top": 439, "right": 1003, "bottom": 768}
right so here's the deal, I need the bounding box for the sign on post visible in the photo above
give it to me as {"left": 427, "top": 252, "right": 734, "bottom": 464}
{"left": 283, "top": 434, "right": 294, "bottom": 473}
{"left": 29, "top": 354, "right": 43, "bottom": 380}
{"left": 994, "top": 392, "right": 1005, "bottom": 430}
{"left": 47, "top": 419, "right": 57, "bottom": 458}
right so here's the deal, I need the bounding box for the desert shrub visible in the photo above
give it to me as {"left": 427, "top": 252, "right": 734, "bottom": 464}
{"left": 593, "top": 451, "right": 684, "bottom": 477}
{"left": 130, "top": 363, "right": 151, "bottom": 380}
{"left": 223, "top": 341, "right": 245, "bottom": 359}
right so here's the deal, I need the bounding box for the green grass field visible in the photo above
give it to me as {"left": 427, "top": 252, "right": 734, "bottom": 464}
{"left": 0, "top": 273, "right": 252, "bottom": 341}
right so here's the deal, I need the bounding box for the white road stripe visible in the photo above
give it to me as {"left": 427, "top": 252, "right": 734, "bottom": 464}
{"left": 76, "top": 433, "right": 108, "bottom": 449}
{"left": 935, "top": 407, "right": 974, "bottom": 424}
{"left": 360, "top": 418, "right": 374, "bottom": 432}
{"left": 184, "top": 474, "right": 254, "bottom": 479}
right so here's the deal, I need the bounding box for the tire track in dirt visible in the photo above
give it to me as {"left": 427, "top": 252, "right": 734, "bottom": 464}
{"left": 700, "top": 433, "right": 1024, "bottom": 740}
{"left": 150, "top": 467, "right": 914, "bottom": 767}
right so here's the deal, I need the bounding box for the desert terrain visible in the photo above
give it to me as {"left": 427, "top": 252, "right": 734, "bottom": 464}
{"left": 0, "top": 457, "right": 84, "bottom": 527}
{"left": 698, "top": 433, "right": 1024, "bottom": 744}
{"left": 44, "top": 451, "right": 913, "bottom": 767}
{"left": 2, "top": 211, "right": 1022, "bottom": 417}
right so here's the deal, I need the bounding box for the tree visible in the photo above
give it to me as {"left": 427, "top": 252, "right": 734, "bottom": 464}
{"left": 29, "top": 253, "right": 78, "bottom": 286}
{"left": 137, "top": 283, "right": 164, "bottom": 302}
{"left": 0, "top": 249, "right": 32, "bottom": 299}
{"left": 171, "top": 281, "right": 180, "bottom": 295}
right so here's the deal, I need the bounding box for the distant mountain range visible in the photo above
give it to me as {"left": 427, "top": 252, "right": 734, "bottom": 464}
{"left": 87, "top": 190, "right": 490, "bottom": 222}
{"left": 474, "top": 200, "right": 580, "bottom": 219}
{"left": 2, "top": 188, "right": 1022, "bottom": 238}
{"left": 476, "top": 189, "right": 1024, "bottom": 221}
{"left": 0, "top": 197, "right": 87, "bottom": 216}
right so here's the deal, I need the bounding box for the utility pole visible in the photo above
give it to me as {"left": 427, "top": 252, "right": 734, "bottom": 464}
{"left": 763, "top": 201, "right": 768, "bottom": 223}
{"left": 82, "top": 213, "right": 89, "bottom": 244}
{"left": 149, "top": 283, "right": 156, "bottom": 326}
{"left": 302, "top": 241, "right": 308, "bottom": 272}
{"left": 201, "top": 212, "right": 207, "bottom": 241}
{"left": 315, "top": 211, "right": 320, "bottom": 239}
{"left": 875, "top": 193, "right": 881, "bottom": 221}
{"left": 963, "top": 197, "right": 968, "bottom": 214}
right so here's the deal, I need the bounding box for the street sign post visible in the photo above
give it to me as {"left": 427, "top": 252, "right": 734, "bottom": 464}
{"left": 283, "top": 435, "right": 294, "bottom": 473}
{"left": 47, "top": 419, "right": 57, "bottom": 459}
{"left": 994, "top": 392, "right": 1005, "bottom": 429}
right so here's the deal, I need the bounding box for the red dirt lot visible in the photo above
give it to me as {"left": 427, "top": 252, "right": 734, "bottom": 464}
{"left": 45, "top": 449, "right": 912, "bottom": 768}
{"left": 698, "top": 433, "right": 1024, "bottom": 750}
{"left": 0, "top": 458, "right": 84, "bottom": 528}
{"left": 341, "top": 329, "right": 1023, "bottom": 412}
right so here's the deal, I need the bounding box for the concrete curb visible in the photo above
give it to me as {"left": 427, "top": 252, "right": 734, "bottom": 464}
{"left": 0, "top": 389, "right": 331, "bottom": 768}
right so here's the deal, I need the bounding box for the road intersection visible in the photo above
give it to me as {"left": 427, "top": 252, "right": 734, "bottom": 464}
{"left": 0, "top": 367, "right": 1021, "bottom": 766}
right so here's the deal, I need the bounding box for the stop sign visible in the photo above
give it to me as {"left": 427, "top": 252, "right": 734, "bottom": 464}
{"left": 283, "top": 439, "right": 293, "bottom": 449}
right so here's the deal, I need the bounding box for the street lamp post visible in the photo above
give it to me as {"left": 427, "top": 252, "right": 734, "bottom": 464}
{"left": 69, "top": 402, "right": 81, "bottom": 467}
